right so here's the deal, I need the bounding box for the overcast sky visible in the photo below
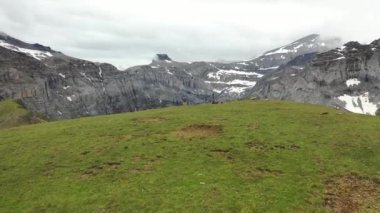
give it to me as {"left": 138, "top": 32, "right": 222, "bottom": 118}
{"left": 0, "top": 0, "right": 379, "bottom": 68}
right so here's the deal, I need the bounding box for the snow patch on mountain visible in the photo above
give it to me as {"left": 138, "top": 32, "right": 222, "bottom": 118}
{"left": 224, "top": 87, "right": 246, "bottom": 94}
{"left": 334, "top": 56, "right": 346, "bottom": 61}
{"left": 264, "top": 48, "right": 294, "bottom": 56}
{"left": 337, "top": 92, "right": 377, "bottom": 115}
{"left": 346, "top": 78, "right": 360, "bottom": 87}
{"left": 98, "top": 66, "right": 103, "bottom": 77}
{"left": 259, "top": 66, "right": 280, "bottom": 71}
{"left": 206, "top": 79, "right": 257, "bottom": 95}
{"left": 206, "top": 79, "right": 256, "bottom": 87}
{"left": 165, "top": 67, "right": 174, "bottom": 75}
{"left": 0, "top": 40, "right": 53, "bottom": 60}
{"left": 207, "top": 69, "right": 263, "bottom": 80}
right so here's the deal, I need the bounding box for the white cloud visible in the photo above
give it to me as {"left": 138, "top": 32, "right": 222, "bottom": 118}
{"left": 0, "top": 0, "right": 379, "bottom": 67}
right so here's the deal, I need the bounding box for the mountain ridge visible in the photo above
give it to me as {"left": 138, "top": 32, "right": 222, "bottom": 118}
{"left": 248, "top": 38, "right": 380, "bottom": 115}
{"left": 0, "top": 32, "right": 344, "bottom": 119}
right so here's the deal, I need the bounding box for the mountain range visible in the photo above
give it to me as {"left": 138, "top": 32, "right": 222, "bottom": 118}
{"left": 3, "top": 32, "right": 379, "bottom": 118}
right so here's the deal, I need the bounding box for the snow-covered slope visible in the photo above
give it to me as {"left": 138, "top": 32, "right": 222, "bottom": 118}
{"left": 137, "top": 35, "right": 340, "bottom": 101}
{"left": 263, "top": 34, "right": 330, "bottom": 56}
{"left": 0, "top": 32, "right": 55, "bottom": 60}
{"left": 337, "top": 93, "right": 377, "bottom": 115}
{"left": 194, "top": 34, "right": 340, "bottom": 99}
{"left": 234, "top": 34, "right": 341, "bottom": 72}
{"left": 205, "top": 68, "right": 262, "bottom": 93}
{"left": 0, "top": 40, "right": 53, "bottom": 60}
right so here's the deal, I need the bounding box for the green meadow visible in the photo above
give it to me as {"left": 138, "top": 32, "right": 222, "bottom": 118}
{"left": 0, "top": 100, "right": 379, "bottom": 212}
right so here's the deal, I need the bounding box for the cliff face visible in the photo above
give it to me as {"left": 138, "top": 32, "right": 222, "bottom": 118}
{"left": 0, "top": 47, "right": 213, "bottom": 119}
{"left": 249, "top": 40, "right": 380, "bottom": 115}
{"left": 178, "top": 34, "right": 341, "bottom": 101}
{"left": 0, "top": 33, "right": 343, "bottom": 119}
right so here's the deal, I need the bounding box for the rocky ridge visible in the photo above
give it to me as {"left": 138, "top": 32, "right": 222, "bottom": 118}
{"left": 249, "top": 39, "right": 380, "bottom": 115}
{"left": 0, "top": 32, "right": 341, "bottom": 119}
{"left": 0, "top": 34, "right": 212, "bottom": 119}
{"left": 140, "top": 34, "right": 340, "bottom": 101}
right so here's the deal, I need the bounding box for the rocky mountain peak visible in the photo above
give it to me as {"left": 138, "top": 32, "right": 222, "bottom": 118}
{"left": 370, "top": 39, "right": 380, "bottom": 48}
{"left": 343, "top": 41, "right": 372, "bottom": 52}
{"left": 0, "top": 32, "right": 54, "bottom": 52}
{"left": 0, "top": 31, "right": 9, "bottom": 39}
{"left": 287, "top": 34, "right": 320, "bottom": 46}
{"left": 249, "top": 37, "right": 380, "bottom": 116}
{"left": 344, "top": 41, "right": 362, "bottom": 49}
{"left": 338, "top": 41, "right": 374, "bottom": 60}
{"left": 154, "top": 54, "right": 172, "bottom": 62}
{"left": 263, "top": 34, "right": 340, "bottom": 56}
{"left": 233, "top": 34, "right": 341, "bottom": 74}
{"left": 0, "top": 32, "right": 56, "bottom": 60}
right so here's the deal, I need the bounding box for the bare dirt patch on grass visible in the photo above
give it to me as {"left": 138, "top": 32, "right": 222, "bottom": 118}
{"left": 126, "top": 155, "right": 160, "bottom": 175}
{"left": 173, "top": 124, "right": 223, "bottom": 139}
{"left": 209, "top": 148, "right": 234, "bottom": 161}
{"left": 247, "top": 141, "right": 300, "bottom": 151}
{"left": 324, "top": 174, "right": 380, "bottom": 212}
{"left": 133, "top": 116, "right": 167, "bottom": 124}
{"left": 210, "top": 148, "right": 231, "bottom": 153}
{"left": 81, "top": 162, "right": 121, "bottom": 178}
{"left": 238, "top": 167, "right": 283, "bottom": 181}
{"left": 98, "top": 135, "right": 132, "bottom": 143}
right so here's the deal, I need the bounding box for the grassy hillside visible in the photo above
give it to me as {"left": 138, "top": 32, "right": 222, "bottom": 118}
{"left": 0, "top": 100, "right": 45, "bottom": 129}
{"left": 0, "top": 100, "right": 379, "bottom": 212}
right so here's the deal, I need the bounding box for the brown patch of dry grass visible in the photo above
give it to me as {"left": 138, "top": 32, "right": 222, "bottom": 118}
{"left": 238, "top": 167, "right": 283, "bottom": 181}
{"left": 209, "top": 148, "right": 234, "bottom": 161}
{"left": 127, "top": 155, "right": 159, "bottom": 175}
{"left": 98, "top": 134, "right": 132, "bottom": 143}
{"left": 133, "top": 116, "right": 167, "bottom": 124}
{"left": 247, "top": 141, "right": 300, "bottom": 151}
{"left": 324, "top": 174, "right": 380, "bottom": 213}
{"left": 81, "top": 162, "right": 121, "bottom": 178}
{"left": 173, "top": 124, "right": 223, "bottom": 139}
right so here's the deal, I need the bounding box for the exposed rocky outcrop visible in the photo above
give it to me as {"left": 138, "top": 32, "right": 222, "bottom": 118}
{"left": 229, "top": 34, "right": 340, "bottom": 72}
{"left": 143, "top": 34, "right": 340, "bottom": 101}
{"left": 0, "top": 42, "right": 213, "bottom": 119}
{"left": 0, "top": 32, "right": 56, "bottom": 53}
{"left": 248, "top": 39, "right": 380, "bottom": 115}
{"left": 154, "top": 54, "right": 172, "bottom": 62}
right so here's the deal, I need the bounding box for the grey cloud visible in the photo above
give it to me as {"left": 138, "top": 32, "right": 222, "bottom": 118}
{"left": 0, "top": 0, "right": 379, "bottom": 67}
